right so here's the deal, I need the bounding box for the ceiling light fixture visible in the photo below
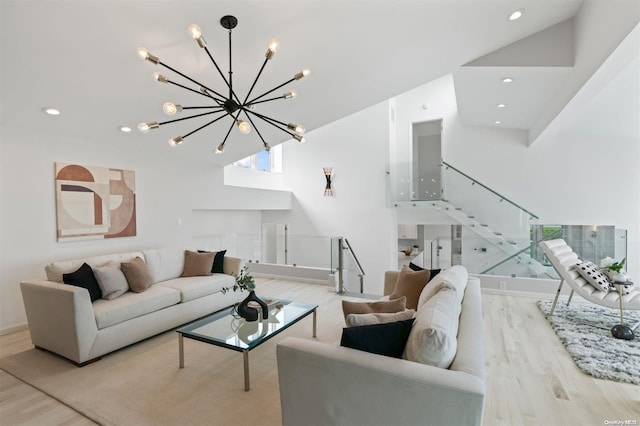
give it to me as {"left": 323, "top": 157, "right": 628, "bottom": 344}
{"left": 42, "top": 107, "right": 61, "bottom": 116}
{"left": 118, "top": 125, "right": 132, "bottom": 133}
{"left": 137, "top": 15, "right": 310, "bottom": 154}
{"left": 494, "top": 120, "right": 502, "bottom": 125}
{"left": 502, "top": 77, "right": 513, "bottom": 83}
{"left": 497, "top": 103, "right": 506, "bottom": 108}
{"left": 508, "top": 9, "right": 524, "bottom": 21}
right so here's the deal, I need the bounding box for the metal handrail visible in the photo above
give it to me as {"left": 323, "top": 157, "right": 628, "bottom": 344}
{"left": 480, "top": 229, "right": 563, "bottom": 274}
{"left": 343, "top": 238, "right": 366, "bottom": 278}
{"left": 442, "top": 161, "right": 539, "bottom": 220}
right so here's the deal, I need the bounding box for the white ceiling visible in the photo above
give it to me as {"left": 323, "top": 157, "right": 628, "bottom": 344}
{"left": 0, "top": 0, "right": 610, "bottom": 167}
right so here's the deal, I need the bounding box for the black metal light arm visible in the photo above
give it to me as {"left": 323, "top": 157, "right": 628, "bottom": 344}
{"left": 166, "top": 80, "right": 225, "bottom": 104}
{"left": 242, "top": 57, "right": 270, "bottom": 106}
{"left": 158, "top": 110, "right": 226, "bottom": 126}
{"left": 203, "top": 45, "right": 241, "bottom": 106}
{"left": 159, "top": 60, "right": 227, "bottom": 103}
{"left": 242, "top": 110, "right": 270, "bottom": 150}
{"left": 247, "top": 77, "right": 296, "bottom": 105}
{"left": 245, "top": 109, "right": 296, "bottom": 138}
{"left": 246, "top": 94, "right": 289, "bottom": 106}
{"left": 182, "top": 112, "right": 230, "bottom": 139}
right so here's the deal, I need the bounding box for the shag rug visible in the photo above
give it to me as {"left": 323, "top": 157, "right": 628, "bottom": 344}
{"left": 537, "top": 300, "right": 640, "bottom": 385}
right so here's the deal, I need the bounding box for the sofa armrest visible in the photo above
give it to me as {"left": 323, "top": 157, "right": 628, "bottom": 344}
{"left": 277, "top": 337, "right": 485, "bottom": 426}
{"left": 223, "top": 256, "right": 241, "bottom": 277}
{"left": 20, "top": 280, "right": 98, "bottom": 364}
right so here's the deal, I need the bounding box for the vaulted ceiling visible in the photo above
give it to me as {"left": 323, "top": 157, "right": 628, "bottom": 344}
{"left": 1, "top": 1, "right": 636, "bottom": 167}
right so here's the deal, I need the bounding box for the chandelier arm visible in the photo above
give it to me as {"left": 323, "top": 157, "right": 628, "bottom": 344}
{"left": 242, "top": 110, "right": 269, "bottom": 149}
{"left": 182, "top": 112, "right": 231, "bottom": 139}
{"left": 160, "top": 61, "right": 227, "bottom": 103}
{"left": 242, "top": 57, "right": 269, "bottom": 106}
{"left": 247, "top": 77, "right": 296, "bottom": 105}
{"left": 248, "top": 110, "right": 289, "bottom": 129}
{"left": 167, "top": 80, "right": 225, "bottom": 104}
{"left": 247, "top": 95, "right": 287, "bottom": 106}
{"left": 228, "top": 29, "right": 233, "bottom": 102}
{"left": 245, "top": 109, "right": 296, "bottom": 138}
{"left": 183, "top": 106, "right": 225, "bottom": 110}
{"left": 219, "top": 110, "right": 243, "bottom": 149}
{"left": 158, "top": 110, "right": 226, "bottom": 126}
{"left": 203, "top": 46, "right": 241, "bottom": 105}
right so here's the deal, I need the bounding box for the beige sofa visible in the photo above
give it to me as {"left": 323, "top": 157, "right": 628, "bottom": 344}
{"left": 20, "top": 248, "right": 245, "bottom": 365}
{"left": 277, "top": 267, "right": 485, "bottom": 426}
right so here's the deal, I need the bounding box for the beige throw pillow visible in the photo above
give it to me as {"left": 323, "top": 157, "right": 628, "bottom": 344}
{"left": 346, "top": 309, "right": 416, "bottom": 327}
{"left": 389, "top": 265, "right": 431, "bottom": 310}
{"left": 121, "top": 257, "right": 153, "bottom": 293}
{"left": 93, "top": 262, "right": 129, "bottom": 300}
{"left": 342, "top": 297, "right": 407, "bottom": 321}
{"left": 182, "top": 250, "right": 215, "bottom": 277}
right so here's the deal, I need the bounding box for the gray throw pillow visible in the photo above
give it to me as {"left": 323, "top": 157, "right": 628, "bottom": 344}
{"left": 93, "top": 263, "right": 129, "bottom": 300}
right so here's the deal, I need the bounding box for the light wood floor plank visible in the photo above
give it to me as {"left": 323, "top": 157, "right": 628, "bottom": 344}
{"left": 1, "top": 280, "right": 639, "bottom": 425}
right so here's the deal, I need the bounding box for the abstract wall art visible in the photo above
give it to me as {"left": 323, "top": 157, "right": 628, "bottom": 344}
{"left": 55, "top": 163, "right": 137, "bottom": 242}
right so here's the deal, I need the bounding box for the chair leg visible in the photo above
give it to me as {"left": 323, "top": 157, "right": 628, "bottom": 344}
{"left": 566, "top": 289, "right": 574, "bottom": 307}
{"left": 548, "top": 279, "right": 564, "bottom": 316}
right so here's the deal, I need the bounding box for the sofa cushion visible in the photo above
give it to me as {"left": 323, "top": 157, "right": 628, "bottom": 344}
{"left": 182, "top": 250, "right": 214, "bottom": 277}
{"left": 404, "top": 287, "right": 461, "bottom": 368}
{"left": 389, "top": 265, "right": 431, "bottom": 310}
{"left": 62, "top": 263, "right": 102, "bottom": 302}
{"left": 409, "top": 262, "right": 441, "bottom": 278}
{"left": 575, "top": 261, "right": 611, "bottom": 293}
{"left": 417, "top": 265, "right": 468, "bottom": 309}
{"left": 342, "top": 297, "right": 406, "bottom": 321}
{"left": 93, "top": 262, "right": 129, "bottom": 300}
{"left": 346, "top": 309, "right": 416, "bottom": 327}
{"left": 157, "top": 274, "right": 234, "bottom": 303}
{"left": 45, "top": 251, "right": 144, "bottom": 283}
{"left": 92, "top": 285, "right": 181, "bottom": 329}
{"left": 340, "top": 319, "right": 415, "bottom": 358}
{"left": 142, "top": 248, "right": 185, "bottom": 283}
{"left": 121, "top": 257, "right": 153, "bottom": 293}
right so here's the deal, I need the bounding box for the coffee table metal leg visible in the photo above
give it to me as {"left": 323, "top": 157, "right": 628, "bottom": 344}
{"left": 179, "top": 334, "right": 184, "bottom": 368}
{"left": 313, "top": 309, "right": 317, "bottom": 338}
{"left": 243, "top": 350, "right": 250, "bottom": 391}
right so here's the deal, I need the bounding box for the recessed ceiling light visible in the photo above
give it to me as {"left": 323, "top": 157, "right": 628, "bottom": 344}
{"left": 494, "top": 120, "right": 502, "bottom": 125}
{"left": 41, "top": 107, "right": 61, "bottom": 116}
{"left": 118, "top": 125, "right": 132, "bottom": 133}
{"left": 502, "top": 77, "right": 513, "bottom": 83}
{"left": 508, "top": 9, "right": 524, "bottom": 21}
{"left": 497, "top": 103, "right": 506, "bottom": 108}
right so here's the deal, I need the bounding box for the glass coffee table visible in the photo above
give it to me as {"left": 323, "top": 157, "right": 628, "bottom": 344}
{"left": 177, "top": 300, "right": 317, "bottom": 391}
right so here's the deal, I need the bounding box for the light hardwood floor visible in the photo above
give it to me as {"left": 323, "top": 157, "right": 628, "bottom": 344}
{"left": 1, "top": 280, "right": 639, "bottom": 425}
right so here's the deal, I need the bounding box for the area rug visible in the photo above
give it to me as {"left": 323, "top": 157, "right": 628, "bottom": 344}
{"left": 537, "top": 300, "right": 640, "bottom": 385}
{"left": 0, "top": 283, "right": 349, "bottom": 426}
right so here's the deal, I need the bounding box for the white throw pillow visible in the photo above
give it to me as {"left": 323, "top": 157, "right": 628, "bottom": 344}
{"left": 417, "top": 265, "right": 468, "bottom": 309}
{"left": 403, "top": 287, "right": 461, "bottom": 369}
{"left": 346, "top": 309, "right": 416, "bottom": 327}
{"left": 93, "top": 263, "right": 129, "bottom": 300}
{"left": 575, "top": 261, "right": 611, "bottom": 293}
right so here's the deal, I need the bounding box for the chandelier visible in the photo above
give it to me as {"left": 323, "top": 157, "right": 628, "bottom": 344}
{"left": 136, "top": 15, "right": 309, "bottom": 154}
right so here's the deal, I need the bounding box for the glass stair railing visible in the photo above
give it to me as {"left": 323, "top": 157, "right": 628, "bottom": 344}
{"left": 331, "top": 237, "right": 366, "bottom": 294}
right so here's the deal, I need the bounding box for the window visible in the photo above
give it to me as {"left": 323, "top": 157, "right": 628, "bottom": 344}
{"left": 232, "top": 144, "right": 282, "bottom": 173}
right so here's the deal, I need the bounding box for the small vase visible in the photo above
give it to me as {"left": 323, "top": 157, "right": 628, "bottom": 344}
{"left": 607, "top": 270, "right": 627, "bottom": 283}
{"left": 236, "top": 290, "right": 269, "bottom": 322}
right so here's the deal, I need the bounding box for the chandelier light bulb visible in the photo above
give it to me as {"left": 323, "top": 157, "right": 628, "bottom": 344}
{"left": 294, "top": 69, "right": 311, "bottom": 80}
{"left": 215, "top": 143, "right": 225, "bottom": 154}
{"left": 163, "top": 102, "right": 181, "bottom": 115}
{"left": 284, "top": 91, "right": 297, "bottom": 99}
{"left": 293, "top": 134, "right": 306, "bottom": 143}
{"left": 287, "top": 123, "right": 305, "bottom": 134}
{"left": 153, "top": 72, "right": 168, "bottom": 83}
{"left": 188, "top": 24, "right": 202, "bottom": 39}
{"left": 138, "top": 121, "right": 159, "bottom": 133}
{"left": 266, "top": 39, "right": 279, "bottom": 59}
{"left": 264, "top": 142, "right": 271, "bottom": 152}
{"left": 237, "top": 120, "right": 251, "bottom": 134}
{"left": 168, "top": 136, "right": 183, "bottom": 147}
{"left": 137, "top": 47, "right": 159, "bottom": 64}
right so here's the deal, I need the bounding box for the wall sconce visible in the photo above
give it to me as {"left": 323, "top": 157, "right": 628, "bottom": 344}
{"left": 323, "top": 167, "right": 333, "bottom": 196}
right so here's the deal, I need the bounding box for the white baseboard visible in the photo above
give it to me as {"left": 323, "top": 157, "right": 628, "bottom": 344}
{"left": 253, "top": 273, "right": 332, "bottom": 287}
{"left": 1, "top": 323, "right": 28, "bottom": 336}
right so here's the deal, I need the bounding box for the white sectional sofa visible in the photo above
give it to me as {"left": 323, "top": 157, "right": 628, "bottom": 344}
{"left": 277, "top": 266, "right": 485, "bottom": 426}
{"left": 20, "top": 248, "right": 245, "bottom": 365}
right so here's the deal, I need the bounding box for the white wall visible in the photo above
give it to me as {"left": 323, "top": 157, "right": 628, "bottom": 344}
{"left": 0, "top": 125, "right": 291, "bottom": 333}
{"left": 263, "top": 101, "right": 397, "bottom": 295}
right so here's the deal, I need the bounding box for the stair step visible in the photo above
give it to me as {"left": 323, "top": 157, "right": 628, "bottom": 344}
{"left": 507, "top": 240, "right": 517, "bottom": 245}
{"left": 494, "top": 232, "right": 502, "bottom": 236}
{"left": 481, "top": 224, "right": 488, "bottom": 227}
{"left": 455, "top": 208, "right": 462, "bottom": 210}
{"left": 467, "top": 216, "right": 475, "bottom": 219}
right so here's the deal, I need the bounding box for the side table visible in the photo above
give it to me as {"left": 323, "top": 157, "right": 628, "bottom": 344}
{"left": 610, "top": 280, "right": 634, "bottom": 340}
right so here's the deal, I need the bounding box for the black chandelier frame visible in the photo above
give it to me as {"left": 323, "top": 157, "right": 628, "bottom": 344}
{"left": 137, "top": 15, "right": 308, "bottom": 153}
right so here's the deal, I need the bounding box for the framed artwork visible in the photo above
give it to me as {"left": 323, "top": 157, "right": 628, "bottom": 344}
{"left": 55, "top": 162, "right": 137, "bottom": 242}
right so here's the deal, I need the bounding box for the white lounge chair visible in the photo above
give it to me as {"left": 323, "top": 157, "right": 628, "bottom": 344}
{"left": 539, "top": 239, "right": 640, "bottom": 317}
